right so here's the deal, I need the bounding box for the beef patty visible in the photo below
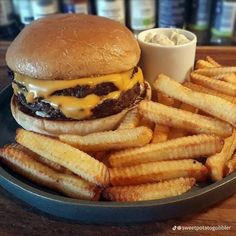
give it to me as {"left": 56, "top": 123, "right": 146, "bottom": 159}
{"left": 14, "top": 83, "right": 145, "bottom": 120}
{"left": 11, "top": 67, "right": 145, "bottom": 120}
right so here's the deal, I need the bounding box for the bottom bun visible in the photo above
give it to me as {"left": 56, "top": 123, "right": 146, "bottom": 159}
{"left": 11, "top": 97, "right": 129, "bottom": 136}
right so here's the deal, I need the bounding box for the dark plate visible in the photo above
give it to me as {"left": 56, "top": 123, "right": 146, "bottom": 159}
{"left": 0, "top": 86, "right": 236, "bottom": 224}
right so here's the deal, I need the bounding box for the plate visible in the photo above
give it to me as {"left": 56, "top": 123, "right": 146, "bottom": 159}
{"left": 1, "top": 85, "right": 236, "bottom": 224}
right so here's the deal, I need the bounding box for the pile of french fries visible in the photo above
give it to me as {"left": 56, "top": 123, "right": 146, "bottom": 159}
{"left": 1, "top": 56, "right": 236, "bottom": 202}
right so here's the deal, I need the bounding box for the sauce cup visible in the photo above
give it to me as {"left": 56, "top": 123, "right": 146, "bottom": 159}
{"left": 137, "top": 28, "right": 197, "bottom": 87}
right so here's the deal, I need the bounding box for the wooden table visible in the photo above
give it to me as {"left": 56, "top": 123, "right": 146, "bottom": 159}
{"left": 0, "top": 42, "right": 236, "bottom": 236}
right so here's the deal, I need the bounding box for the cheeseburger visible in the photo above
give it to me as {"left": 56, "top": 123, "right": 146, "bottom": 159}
{"left": 6, "top": 14, "right": 149, "bottom": 136}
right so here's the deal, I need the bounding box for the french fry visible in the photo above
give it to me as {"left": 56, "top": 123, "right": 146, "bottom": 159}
{"left": 177, "top": 103, "right": 198, "bottom": 137}
{"left": 157, "top": 91, "right": 181, "bottom": 107}
{"left": 195, "top": 67, "right": 236, "bottom": 76}
{"left": 12, "top": 143, "right": 72, "bottom": 174}
{"left": 138, "top": 117, "right": 155, "bottom": 130}
{"left": 190, "top": 72, "right": 236, "bottom": 96}
{"left": 117, "top": 108, "right": 140, "bottom": 130}
{"left": 154, "top": 74, "right": 236, "bottom": 125}
{"left": 139, "top": 100, "right": 232, "bottom": 137}
{"left": 16, "top": 129, "right": 109, "bottom": 187}
{"left": 109, "top": 159, "right": 208, "bottom": 186}
{"left": 221, "top": 73, "right": 236, "bottom": 85}
{"left": 103, "top": 177, "right": 196, "bottom": 202}
{"left": 211, "top": 73, "right": 231, "bottom": 80}
{"left": 59, "top": 126, "right": 153, "bottom": 152}
{"left": 225, "top": 154, "right": 236, "bottom": 175}
{"left": 206, "top": 129, "right": 236, "bottom": 181}
{"left": 0, "top": 144, "right": 101, "bottom": 200}
{"left": 206, "top": 56, "right": 221, "bottom": 67}
{"left": 184, "top": 82, "right": 236, "bottom": 104}
{"left": 109, "top": 134, "right": 223, "bottom": 167}
{"left": 151, "top": 124, "right": 169, "bottom": 143}
{"left": 196, "top": 60, "right": 215, "bottom": 69}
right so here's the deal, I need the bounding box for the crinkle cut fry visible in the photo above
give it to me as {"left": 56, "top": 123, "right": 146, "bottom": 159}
{"left": 195, "top": 67, "right": 236, "bottom": 76}
{"left": 11, "top": 143, "right": 72, "bottom": 174}
{"left": 139, "top": 100, "right": 232, "bottom": 137}
{"left": 190, "top": 72, "right": 236, "bottom": 96}
{"left": 117, "top": 108, "right": 140, "bottom": 130}
{"left": 103, "top": 177, "right": 196, "bottom": 201}
{"left": 109, "top": 159, "right": 208, "bottom": 186}
{"left": 184, "top": 82, "right": 236, "bottom": 104}
{"left": 154, "top": 74, "right": 236, "bottom": 126}
{"left": 206, "top": 56, "right": 221, "bottom": 67}
{"left": 0, "top": 144, "right": 101, "bottom": 200}
{"left": 59, "top": 126, "right": 153, "bottom": 152}
{"left": 206, "top": 129, "right": 236, "bottom": 181}
{"left": 15, "top": 129, "right": 110, "bottom": 187}
{"left": 109, "top": 134, "right": 223, "bottom": 167}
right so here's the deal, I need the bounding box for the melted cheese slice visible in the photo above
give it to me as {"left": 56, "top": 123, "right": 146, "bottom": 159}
{"left": 13, "top": 67, "right": 144, "bottom": 119}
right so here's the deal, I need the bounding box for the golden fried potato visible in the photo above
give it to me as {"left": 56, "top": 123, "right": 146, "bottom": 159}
{"left": 109, "top": 134, "right": 223, "bottom": 167}
{"left": 151, "top": 124, "right": 169, "bottom": 143}
{"left": 117, "top": 108, "right": 140, "bottom": 130}
{"left": 206, "top": 129, "right": 236, "bottom": 181}
{"left": 16, "top": 129, "right": 109, "bottom": 187}
{"left": 12, "top": 143, "right": 71, "bottom": 174}
{"left": 172, "top": 103, "right": 198, "bottom": 138}
{"left": 139, "top": 100, "right": 232, "bottom": 137}
{"left": 211, "top": 73, "right": 231, "bottom": 80}
{"left": 206, "top": 56, "right": 221, "bottom": 67}
{"left": 0, "top": 144, "right": 101, "bottom": 200}
{"left": 225, "top": 154, "right": 236, "bottom": 175}
{"left": 138, "top": 117, "right": 155, "bottom": 130}
{"left": 109, "top": 159, "right": 208, "bottom": 186}
{"left": 157, "top": 91, "right": 181, "bottom": 107}
{"left": 221, "top": 73, "right": 236, "bottom": 85}
{"left": 154, "top": 74, "right": 236, "bottom": 125}
{"left": 103, "top": 177, "right": 195, "bottom": 201}
{"left": 191, "top": 72, "right": 236, "bottom": 96}
{"left": 196, "top": 60, "right": 215, "bottom": 69}
{"left": 195, "top": 67, "right": 236, "bottom": 76}
{"left": 184, "top": 82, "right": 236, "bottom": 104}
{"left": 59, "top": 126, "right": 153, "bottom": 152}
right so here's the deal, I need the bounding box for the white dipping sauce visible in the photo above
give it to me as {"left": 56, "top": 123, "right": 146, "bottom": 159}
{"left": 144, "top": 30, "right": 190, "bottom": 46}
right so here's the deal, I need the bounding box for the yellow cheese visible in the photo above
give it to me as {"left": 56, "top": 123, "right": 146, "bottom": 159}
{"left": 14, "top": 68, "right": 143, "bottom": 99}
{"left": 13, "top": 67, "right": 144, "bottom": 119}
{"left": 46, "top": 95, "right": 100, "bottom": 120}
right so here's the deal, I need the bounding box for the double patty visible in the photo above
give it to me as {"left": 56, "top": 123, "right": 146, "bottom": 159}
{"left": 11, "top": 68, "right": 146, "bottom": 120}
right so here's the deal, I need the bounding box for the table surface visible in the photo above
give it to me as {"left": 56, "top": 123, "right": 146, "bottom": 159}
{"left": 0, "top": 41, "right": 236, "bottom": 236}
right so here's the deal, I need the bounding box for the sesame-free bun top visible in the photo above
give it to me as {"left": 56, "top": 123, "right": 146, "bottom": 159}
{"left": 6, "top": 14, "right": 140, "bottom": 80}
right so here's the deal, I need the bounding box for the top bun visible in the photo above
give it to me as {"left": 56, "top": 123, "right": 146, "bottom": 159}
{"left": 6, "top": 14, "right": 140, "bottom": 80}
